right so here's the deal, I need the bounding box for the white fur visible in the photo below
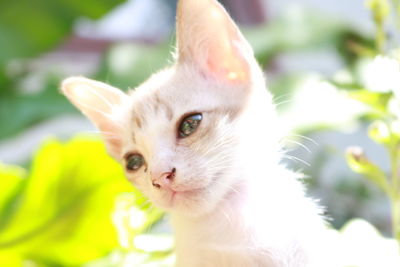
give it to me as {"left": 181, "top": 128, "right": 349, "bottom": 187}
{"left": 61, "top": 0, "right": 330, "bottom": 266}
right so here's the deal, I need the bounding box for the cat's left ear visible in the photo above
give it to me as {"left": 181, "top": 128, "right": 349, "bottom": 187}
{"left": 176, "top": 0, "right": 254, "bottom": 84}
{"left": 61, "top": 77, "right": 127, "bottom": 158}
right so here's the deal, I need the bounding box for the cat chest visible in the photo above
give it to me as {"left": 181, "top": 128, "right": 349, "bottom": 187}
{"left": 175, "top": 245, "right": 275, "bottom": 267}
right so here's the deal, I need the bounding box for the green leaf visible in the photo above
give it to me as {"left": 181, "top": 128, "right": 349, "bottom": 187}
{"left": 345, "top": 146, "right": 390, "bottom": 194}
{"left": 346, "top": 90, "right": 392, "bottom": 113}
{"left": 0, "top": 77, "right": 75, "bottom": 140}
{"left": 0, "top": 163, "right": 26, "bottom": 232}
{"left": 243, "top": 6, "right": 370, "bottom": 67}
{"left": 0, "top": 250, "right": 23, "bottom": 266}
{"left": 368, "top": 120, "right": 392, "bottom": 145}
{"left": 0, "top": 135, "right": 153, "bottom": 266}
{"left": 0, "top": 0, "right": 128, "bottom": 140}
{"left": 0, "top": 0, "right": 127, "bottom": 65}
{"left": 276, "top": 75, "right": 367, "bottom": 132}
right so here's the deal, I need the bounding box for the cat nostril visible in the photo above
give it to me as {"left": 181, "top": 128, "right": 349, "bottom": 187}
{"left": 167, "top": 168, "right": 176, "bottom": 180}
{"left": 152, "top": 181, "right": 161, "bottom": 189}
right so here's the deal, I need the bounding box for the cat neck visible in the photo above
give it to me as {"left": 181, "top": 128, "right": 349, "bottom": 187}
{"left": 170, "top": 179, "right": 252, "bottom": 247}
{"left": 169, "top": 164, "right": 322, "bottom": 267}
{"left": 170, "top": 164, "right": 298, "bottom": 242}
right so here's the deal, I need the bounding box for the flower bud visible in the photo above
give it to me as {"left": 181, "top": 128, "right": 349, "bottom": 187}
{"left": 368, "top": 121, "right": 391, "bottom": 145}
{"left": 345, "top": 146, "right": 389, "bottom": 193}
{"left": 366, "top": 0, "right": 390, "bottom": 22}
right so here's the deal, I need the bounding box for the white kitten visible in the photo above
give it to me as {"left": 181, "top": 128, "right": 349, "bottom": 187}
{"left": 61, "top": 0, "right": 328, "bottom": 266}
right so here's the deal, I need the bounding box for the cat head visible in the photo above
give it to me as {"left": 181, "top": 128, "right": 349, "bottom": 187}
{"left": 62, "top": 0, "right": 274, "bottom": 217}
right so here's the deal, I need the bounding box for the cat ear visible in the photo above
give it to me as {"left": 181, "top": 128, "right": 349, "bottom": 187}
{"left": 61, "top": 77, "right": 127, "bottom": 158}
{"left": 176, "top": 0, "right": 253, "bottom": 84}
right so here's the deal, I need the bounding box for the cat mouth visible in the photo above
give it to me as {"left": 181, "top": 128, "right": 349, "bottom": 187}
{"left": 164, "top": 177, "right": 217, "bottom": 208}
{"left": 168, "top": 186, "right": 208, "bottom": 206}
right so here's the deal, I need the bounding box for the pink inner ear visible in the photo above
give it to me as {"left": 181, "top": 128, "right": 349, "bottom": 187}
{"left": 176, "top": 0, "right": 252, "bottom": 84}
{"left": 206, "top": 41, "right": 250, "bottom": 83}
{"left": 104, "top": 135, "right": 122, "bottom": 158}
{"left": 98, "top": 120, "right": 123, "bottom": 157}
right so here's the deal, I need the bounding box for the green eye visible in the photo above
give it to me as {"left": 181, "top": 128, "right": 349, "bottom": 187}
{"left": 179, "top": 113, "right": 202, "bottom": 138}
{"left": 126, "top": 154, "right": 145, "bottom": 171}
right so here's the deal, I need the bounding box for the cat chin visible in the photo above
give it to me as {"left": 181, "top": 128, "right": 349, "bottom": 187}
{"left": 152, "top": 178, "right": 242, "bottom": 218}
{"left": 151, "top": 188, "right": 215, "bottom": 217}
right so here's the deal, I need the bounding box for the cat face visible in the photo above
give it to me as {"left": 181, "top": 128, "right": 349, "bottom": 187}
{"left": 62, "top": 0, "right": 270, "bottom": 217}
{"left": 121, "top": 67, "right": 245, "bottom": 216}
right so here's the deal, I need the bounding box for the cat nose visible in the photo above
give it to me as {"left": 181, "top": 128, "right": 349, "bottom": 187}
{"left": 152, "top": 168, "right": 176, "bottom": 189}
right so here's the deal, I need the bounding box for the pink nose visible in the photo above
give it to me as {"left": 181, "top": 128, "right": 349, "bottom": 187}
{"left": 152, "top": 168, "right": 176, "bottom": 189}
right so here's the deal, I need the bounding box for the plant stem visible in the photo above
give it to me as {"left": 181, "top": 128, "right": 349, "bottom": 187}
{"left": 376, "top": 21, "right": 386, "bottom": 53}
{"left": 389, "top": 145, "right": 400, "bottom": 249}
{"left": 392, "top": 0, "right": 400, "bottom": 30}
{"left": 391, "top": 148, "right": 399, "bottom": 198}
{"left": 369, "top": 0, "right": 389, "bottom": 52}
{"left": 392, "top": 197, "right": 400, "bottom": 250}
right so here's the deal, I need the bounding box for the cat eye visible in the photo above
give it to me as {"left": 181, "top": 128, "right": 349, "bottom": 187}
{"left": 178, "top": 113, "right": 203, "bottom": 138}
{"left": 126, "top": 154, "right": 145, "bottom": 171}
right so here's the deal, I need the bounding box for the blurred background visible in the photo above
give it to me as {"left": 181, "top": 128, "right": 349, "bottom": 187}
{"left": 1, "top": 0, "right": 400, "bottom": 266}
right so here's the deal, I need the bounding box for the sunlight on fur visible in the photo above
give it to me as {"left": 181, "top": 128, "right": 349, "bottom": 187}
{"left": 61, "top": 0, "right": 331, "bottom": 266}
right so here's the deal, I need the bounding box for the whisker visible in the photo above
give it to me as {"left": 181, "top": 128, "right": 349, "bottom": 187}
{"left": 205, "top": 163, "right": 235, "bottom": 173}
{"left": 104, "top": 136, "right": 121, "bottom": 140}
{"left": 86, "top": 130, "right": 119, "bottom": 137}
{"left": 275, "top": 99, "right": 293, "bottom": 107}
{"left": 283, "top": 155, "right": 310, "bottom": 167}
{"left": 211, "top": 179, "right": 241, "bottom": 197}
{"left": 82, "top": 131, "right": 120, "bottom": 140}
{"left": 284, "top": 139, "right": 311, "bottom": 153}
{"left": 221, "top": 209, "right": 234, "bottom": 228}
{"left": 272, "top": 93, "right": 293, "bottom": 103}
{"left": 281, "top": 148, "right": 296, "bottom": 155}
{"left": 202, "top": 140, "right": 235, "bottom": 157}
{"left": 86, "top": 86, "right": 115, "bottom": 110}
{"left": 287, "top": 134, "right": 318, "bottom": 146}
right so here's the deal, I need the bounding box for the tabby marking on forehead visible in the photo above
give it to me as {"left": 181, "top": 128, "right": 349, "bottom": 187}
{"left": 133, "top": 93, "right": 175, "bottom": 129}
{"left": 131, "top": 132, "right": 137, "bottom": 144}
{"left": 134, "top": 116, "right": 142, "bottom": 129}
{"left": 131, "top": 103, "right": 145, "bottom": 129}
{"left": 154, "top": 94, "right": 174, "bottom": 121}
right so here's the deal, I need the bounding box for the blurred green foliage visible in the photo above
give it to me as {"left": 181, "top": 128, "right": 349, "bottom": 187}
{"left": 0, "top": 0, "right": 128, "bottom": 140}
{"left": 1, "top": 0, "right": 400, "bottom": 266}
{"left": 338, "top": 0, "right": 400, "bottom": 248}
{"left": 0, "top": 0, "right": 126, "bottom": 65}
{"left": 0, "top": 136, "right": 169, "bottom": 266}
{"left": 0, "top": 77, "right": 76, "bottom": 140}
{"left": 0, "top": 136, "right": 130, "bottom": 265}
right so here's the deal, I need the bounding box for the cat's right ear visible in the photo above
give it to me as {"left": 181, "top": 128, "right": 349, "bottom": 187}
{"left": 61, "top": 77, "right": 127, "bottom": 158}
{"left": 176, "top": 0, "right": 254, "bottom": 85}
